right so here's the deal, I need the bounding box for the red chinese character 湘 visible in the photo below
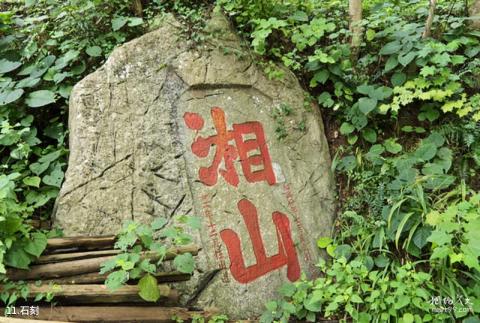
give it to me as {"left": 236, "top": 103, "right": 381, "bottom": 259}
{"left": 184, "top": 107, "right": 276, "bottom": 187}
{"left": 220, "top": 199, "right": 301, "bottom": 283}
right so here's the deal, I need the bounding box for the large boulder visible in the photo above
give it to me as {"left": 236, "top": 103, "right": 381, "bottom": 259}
{"left": 53, "top": 13, "right": 335, "bottom": 318}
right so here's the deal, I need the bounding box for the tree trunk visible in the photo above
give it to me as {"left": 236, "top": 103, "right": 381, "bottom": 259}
{"left": 422, "top": 0, "right": 437, "bottom": 38}
{"left": 132, "top": 0, "right": 143, "bottom": 17}
{"left": 349, "top": 0, "right": 363, "bottom": 50}
{"left": 471, "top": 0, "right": 480, "bottom": 29}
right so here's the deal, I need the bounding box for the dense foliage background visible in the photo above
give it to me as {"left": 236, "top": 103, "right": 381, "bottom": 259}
{"left": 1, "top": 0, "right": 479, "bottom": 322}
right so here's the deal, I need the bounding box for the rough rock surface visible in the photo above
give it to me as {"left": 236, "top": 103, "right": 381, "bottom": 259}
{"left": 54, "top": 13, "right": 335, "bottom": 318}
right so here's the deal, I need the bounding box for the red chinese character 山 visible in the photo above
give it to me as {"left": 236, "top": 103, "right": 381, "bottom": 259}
{"left": 183, "top": 107, "right": 276, "bottom": 187}
{"left": 220, "top": 199, "right": 301, "bottom": 284}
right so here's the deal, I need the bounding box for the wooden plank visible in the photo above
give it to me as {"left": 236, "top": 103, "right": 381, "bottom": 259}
{"left": 8, "top": 255, "right": 118, "bottom": 281}
{"left": 38, "top": 271, "right": 108, "bottom": 284}
{"left": 46, "top": 236, "right": 116, "bottom": 251}
{"left": 35, "top": 249, "right": 121, "bottom": 264}
{"left": 7, "top": 245, "right": 199, "bottom": 281}
{"left": 31, "top": 306, "right": 206, "bottom": 322}
{"left": 0, "top": 317, "right": 67, "bottom": 323}
{"left": 39, "top": 271, "right": 191, "bottom": 285}
{"left": 17, "top": 284, "right": 178, "bottom": 304}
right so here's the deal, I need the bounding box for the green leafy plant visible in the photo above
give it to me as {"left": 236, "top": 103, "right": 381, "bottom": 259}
{"left": 426, "top": 193, "right": 480, "bottom": 302}
{"left": 100, "top": 216, "right": 201, "bottom": 302}
{"left": 260, "top": 251, "right": 438, "bottom": 323}
{"left": 0, "top": 280, "right": 29, "bottom": 306}
{"left": 189, "top": 314, "right": 229, "bottom": 323}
